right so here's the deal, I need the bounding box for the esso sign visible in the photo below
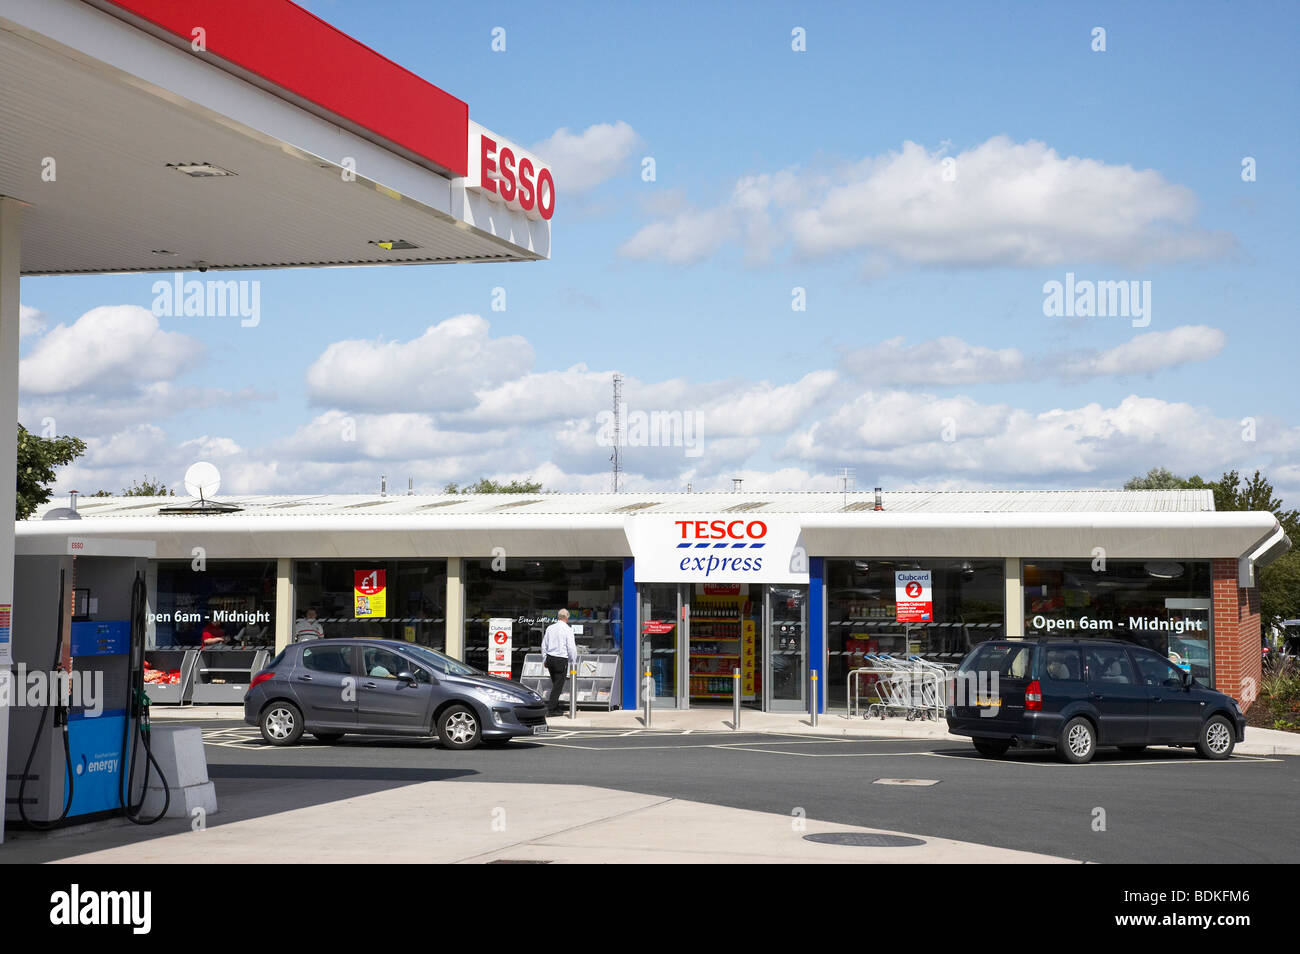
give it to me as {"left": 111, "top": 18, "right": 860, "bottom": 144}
{"left": 674, "top": 520, "right": 768, "bottom": 542}
{"left": 466, "top": 122, "right": 554, "bottom": 221}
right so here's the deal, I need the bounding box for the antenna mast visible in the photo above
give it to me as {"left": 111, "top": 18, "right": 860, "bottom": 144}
{"left": 610, "top": 372, "right": 623, "bottom": 492}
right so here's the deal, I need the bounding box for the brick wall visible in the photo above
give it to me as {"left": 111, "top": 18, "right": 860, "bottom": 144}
{"left": 1212, "top": 558, "right": 1263, "bottom": 710}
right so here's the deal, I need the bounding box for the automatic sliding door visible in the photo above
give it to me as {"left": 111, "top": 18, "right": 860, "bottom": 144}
{"left": 639, "top": 583, "right": 681, "bottom": 707}
{"left": 766, "top": 585, "right": 807, "bottom": 711}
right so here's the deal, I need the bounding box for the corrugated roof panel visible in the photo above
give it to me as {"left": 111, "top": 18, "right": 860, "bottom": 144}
{"left": 26, "top": 488, "right": 1220, "bottom": 520}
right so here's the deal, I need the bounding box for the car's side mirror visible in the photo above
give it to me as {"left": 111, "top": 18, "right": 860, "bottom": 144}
{"left": 397, "top": 671, "right": 418, "bottom": 687}
{"left": 1179, "top": 670, "right": 1193, "bottom": 689}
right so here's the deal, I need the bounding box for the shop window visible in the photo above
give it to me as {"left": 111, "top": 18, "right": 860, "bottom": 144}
{"left": 463, "top": 559, "right": 623, "bottom": 679}
{"left": 153, "top": 560, "right": 276, "bottom": 649}
{"left": 825, "top": 558, "right": 1004, "bottom": 708}
{"left": 293, "top": 560, "right": 447, "bottom": 648}
{"left": 1023, "top": 560, "right": 1213, "bottom": 686}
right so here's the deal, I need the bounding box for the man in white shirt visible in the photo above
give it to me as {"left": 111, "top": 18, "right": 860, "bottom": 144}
{"left": 539, "top": 609, "right": 578, "bottom": 715}
{"left": 294, "top": 607, "right": 325, "bottom": 642}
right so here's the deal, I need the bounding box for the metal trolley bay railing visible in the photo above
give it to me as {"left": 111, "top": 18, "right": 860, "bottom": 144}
{"left": 847, "top": 653, "right": 957, "bottom": 722}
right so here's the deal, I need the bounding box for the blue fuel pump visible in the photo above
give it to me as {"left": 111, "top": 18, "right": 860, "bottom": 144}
{"left": 11, "top": 564, "right": 169, "bottom": 828}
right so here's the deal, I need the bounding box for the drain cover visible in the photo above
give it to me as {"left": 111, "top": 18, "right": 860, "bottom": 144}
{"left": 804, "top": 832, "right": 925, "bottom": 848}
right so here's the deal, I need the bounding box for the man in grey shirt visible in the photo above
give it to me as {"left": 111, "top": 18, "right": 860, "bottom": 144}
{"left": 540, "top": 609, "right": 578, "bottom": 715}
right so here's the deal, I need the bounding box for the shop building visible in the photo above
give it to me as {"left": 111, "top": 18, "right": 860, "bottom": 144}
{"left": 20, "top": 489, "right": 1289, "bottom": 713}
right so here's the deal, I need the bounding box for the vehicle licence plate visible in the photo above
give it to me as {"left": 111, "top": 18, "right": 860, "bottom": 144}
{"left": 532, "top": 725, "right": 549, "bottom": 735}
{"left": 975, "top": 698, "right": 1002, "bottom": 708}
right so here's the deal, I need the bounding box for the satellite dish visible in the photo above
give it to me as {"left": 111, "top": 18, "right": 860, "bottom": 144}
{"left": 184, "top": 461, "right": 221, "bottom": 501}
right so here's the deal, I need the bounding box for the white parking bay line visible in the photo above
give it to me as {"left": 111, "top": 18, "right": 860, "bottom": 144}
{"left": 927, "top": 751, "right": 1281, "bottom": 767}
{"left": 708, "top": 746, "right": 937, "bottom": 758}
{"left": 874, "top": 778, "right": 940, "bottom": 786}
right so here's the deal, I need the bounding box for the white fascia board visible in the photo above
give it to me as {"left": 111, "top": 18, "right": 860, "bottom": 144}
{"left": 16, "top": 515, "right": 630, "bottom": 560}
{"left": 16, "top": 509, "right": 1282, "bottom": 563}
{"left": 797, "top": 511, "right": 1282, "bottom": 559}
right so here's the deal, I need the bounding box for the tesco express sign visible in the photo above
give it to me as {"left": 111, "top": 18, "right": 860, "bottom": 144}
{"left": 465, "top": 121, "right": 554, "bottom": 221}
{"left": 626, "top": 515, "right": 808, "bottom": 584}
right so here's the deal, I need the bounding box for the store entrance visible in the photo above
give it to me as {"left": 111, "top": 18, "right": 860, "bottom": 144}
{"left": 687, "top": 584, "right": 763, "bottom": 709}
{"left": 638, "top": 582, "right": 808, "bottom": 710}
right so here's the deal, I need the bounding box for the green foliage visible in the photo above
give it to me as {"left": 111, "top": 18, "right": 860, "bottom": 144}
{"left": 1123, "top": 467, "right": 1186, "bottom": 490}
{"left": 16, "top": 423, "right": 86, "bottom": 520}
{"left": 1260, "top": 657, "right": 1300, "bottom": 731}
{"left": 1126, "top": 466, "right": 1300, "bottom": 624}
{"left": 120, "top": 477, "right": 175, "bottom": 497}
{"left": 443, "top": 478, "right": 543, "bottom": 494}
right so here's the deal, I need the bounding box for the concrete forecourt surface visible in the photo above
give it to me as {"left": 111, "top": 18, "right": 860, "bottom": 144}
{"left": 1, "top": 708, "right": 1296, "bottom": 864}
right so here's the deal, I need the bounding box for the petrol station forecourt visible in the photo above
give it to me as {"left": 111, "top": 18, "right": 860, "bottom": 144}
{"left": 0, "top": 0, "right": 551, "bottom": 845}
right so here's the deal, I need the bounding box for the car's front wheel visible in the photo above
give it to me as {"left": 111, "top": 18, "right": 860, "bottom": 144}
{"left": 1196, "top": 715, "right": 1235, "bottom": 760}
{"left": 1057, "top": 716, "right": 1096, "bottom": 764}
{"left": 973, "top": 738, "right": 1011, "bottom": 758}
{"left": 260, "top": 702, "right": 304, "bottom": 746}
{"left": 437, "top": 704, "right": 482, "bottom": 750}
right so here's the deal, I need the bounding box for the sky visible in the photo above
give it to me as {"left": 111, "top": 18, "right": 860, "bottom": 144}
{"left": 16, "top": 0, "right": 1300, "bottom": 502}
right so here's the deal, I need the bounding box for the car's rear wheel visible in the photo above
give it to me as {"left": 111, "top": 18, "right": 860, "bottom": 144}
{"left": 313, "top": 732, "right": 345, "bottom": 744}
{"left": 1196, "top": 715, "right": 1235, "bottom": 760}
{"left": 1057, "top": 716, "right": 1096, "bottom": 764}
{"left": 973, "top": 739, "right": 1011, "bottom": 758}
{"left": 260, "top": 702, "right": 304, "bottom": 746}
{"left": 1117, "top": 744, "right": 1147, "bottom": 755}
{"left": 437, "top": 704, "right": 482, "bottom": 750}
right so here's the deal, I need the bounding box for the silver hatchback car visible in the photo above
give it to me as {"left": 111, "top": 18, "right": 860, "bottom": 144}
{"left": 244, "top": 639, "right": 549, "bottom": 749}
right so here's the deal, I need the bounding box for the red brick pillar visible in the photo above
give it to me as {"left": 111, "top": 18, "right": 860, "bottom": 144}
{"left": 1212, "top": 558, "right": 1262, "bottom": 710}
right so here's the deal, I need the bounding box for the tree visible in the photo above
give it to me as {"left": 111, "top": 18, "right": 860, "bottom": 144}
{"left": 443, "top": 478, "right": 543, "bottom": 494}
{"left": 1124, "top": 467, "right": 1300, "bottom": 624}
{"left": 16, "top": 423, "right": 86, "bottom": 520}
{"left": 1124, "top": 467, "right": 1186, "bottom": 490}
{"left": 119, "top": 477, "right": 175, "bottom": 497}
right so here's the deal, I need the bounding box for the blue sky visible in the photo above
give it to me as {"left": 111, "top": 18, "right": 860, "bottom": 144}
{"left": 17, "top": 0, "right": 1300, "bottom": 499}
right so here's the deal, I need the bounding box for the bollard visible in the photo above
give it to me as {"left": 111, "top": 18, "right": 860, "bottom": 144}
{"left": 810, "top": 669, "right": 819, "bottom": 727}
{"left": 643, "top": 669, "right": 653, "bottom": 728}
{"left": 732, "top": 668, "right": 741, "bottom": 730}
{"left": 568, "top": 665, "right": 577, "bottom": 719}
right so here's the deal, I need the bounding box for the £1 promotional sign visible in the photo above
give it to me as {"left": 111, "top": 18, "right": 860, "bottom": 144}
{"left": 488, "top": 618, "right": 513, "bottom": 678}
{"left": 626, "top": 515, "right": 808, "bottom": 584}
{"left": 354, "top": 569, "right": 386, "bottom": 618}
{"left": 894, "top": 570, "right": 933, "bottom": 623}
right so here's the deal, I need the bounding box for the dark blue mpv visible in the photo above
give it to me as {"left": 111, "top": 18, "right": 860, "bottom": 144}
{"left": 946, "top": 638, "right": 1246, "bottom": 763}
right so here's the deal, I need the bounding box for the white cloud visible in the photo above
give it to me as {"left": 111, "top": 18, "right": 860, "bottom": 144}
{"left": 620, "top": 136, "right": 1234, "bottom": 269}
{"left": 305, "top": 314, "right": 533, "bottom": 412}
{"left": 781, "top": 391, "right": 1295, "bottom": 487}
{"left": 1063, "top": 325, "right": 1226, "bottom": 377}
{"left": 841, "top": 337, "right": 1028, "bottom": 385}
{"left": 840, "top": 327, "right": 1225, "bottom": 386}
{"left": 618, "top": 205, "right": 738, "bottom": 265}
{"left": 19, "top": 305, "right": 203, "bottom": 395}
{"left": 19, "top": 304, "right": 46, "bottom": 338}
{"left": 531, "top": 121, "right": 641, "bottom": 195}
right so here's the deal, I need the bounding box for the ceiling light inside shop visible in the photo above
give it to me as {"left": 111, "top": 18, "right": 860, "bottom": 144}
{"left": 1144, "top": 561, "right": 1185, "bottom": 579}
{"left": 167, "top": 162, "right": 237, "bottom": 177}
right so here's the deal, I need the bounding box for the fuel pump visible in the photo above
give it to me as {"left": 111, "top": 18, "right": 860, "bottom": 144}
{"left": 6, "top": 540, "right": 167, "bottom": 828}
